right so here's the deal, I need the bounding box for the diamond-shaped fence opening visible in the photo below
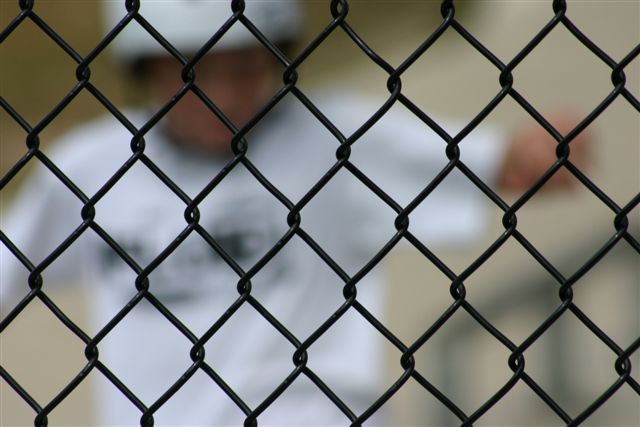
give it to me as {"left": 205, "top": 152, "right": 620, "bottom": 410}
{"left": 1, "top": 20, "right": 80, "bottom": 125}
{"left": 1, "top": 1, "right": 638, "bottom": 426}
{"left": 570, "top": 242, "right": 640, "bottom": 343}
{"left": 561, "top": 96, "right": 639, "bottom": 205}
{"left": 510, "top": 22, "right": 616, "bottom": 111}
{"left": 400, "top": 29, "right": 503, "bottom": 125}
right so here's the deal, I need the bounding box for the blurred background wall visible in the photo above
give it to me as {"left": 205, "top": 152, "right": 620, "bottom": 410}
{"left": 1, "top": 1, "right": 638, "bottom": 425}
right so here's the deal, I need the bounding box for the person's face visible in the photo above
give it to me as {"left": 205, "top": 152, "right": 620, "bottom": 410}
{"left": 145, "top": 47, "right": 280, "bottom": 155}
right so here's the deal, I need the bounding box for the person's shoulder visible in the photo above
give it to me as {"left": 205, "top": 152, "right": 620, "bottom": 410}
{"left": 46, "top": 110, "right": 146, "bottom": 170}
{"left": 313, "top": 90, "right": 380, "bottom": 119}
{"left": 274, "top": 89, "right": 383, "bottom": 139}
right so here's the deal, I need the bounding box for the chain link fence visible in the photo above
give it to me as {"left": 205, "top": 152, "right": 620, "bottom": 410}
{"left": 1, "top": 1, "right": 639, "bottom": 426}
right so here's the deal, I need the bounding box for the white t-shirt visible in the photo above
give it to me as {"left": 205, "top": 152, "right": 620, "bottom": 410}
{"left": 1, "top": 94, "right": 504, "bottom": 426}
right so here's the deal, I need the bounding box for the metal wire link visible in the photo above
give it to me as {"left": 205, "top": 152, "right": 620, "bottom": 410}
{"left": 1, "top": 0, "right": 638, "bottom": 426}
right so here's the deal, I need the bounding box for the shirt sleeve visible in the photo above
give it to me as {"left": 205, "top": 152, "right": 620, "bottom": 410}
{"left": 1, "top": 161, "right": 87, "bottom": 311}
{"left": 338, "top": 99, "right": 507, "bottom": 252}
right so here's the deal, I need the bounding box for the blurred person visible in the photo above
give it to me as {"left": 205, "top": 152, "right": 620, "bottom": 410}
{"left": 0, "top": 1, "right": 588, "bottom": 426}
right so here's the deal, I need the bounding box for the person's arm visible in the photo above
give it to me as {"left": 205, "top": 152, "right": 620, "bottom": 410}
{"left": 497, "top": 112, "right": 591, "bottom": 192}
{"left": 1, "top": 164, "right": 86, "bottom": 312}
{"left": 342, "top": 107, "right": 591, "bottom": 250}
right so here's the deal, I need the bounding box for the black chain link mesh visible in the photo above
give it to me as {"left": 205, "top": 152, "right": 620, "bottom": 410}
{"left": 1, "top": 0, "right": 638, "bottom": 426}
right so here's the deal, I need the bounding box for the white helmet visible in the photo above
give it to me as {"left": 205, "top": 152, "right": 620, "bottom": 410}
{"left": 102, "top": 1, "right": 302, "bottom": 62}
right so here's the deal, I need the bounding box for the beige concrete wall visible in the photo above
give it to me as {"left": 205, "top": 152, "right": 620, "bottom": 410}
{"left": 2, "top": 1, "right": 638, "bottom": 426}
{"left": 381, "top": 1, "right": 640, "bottom": 425}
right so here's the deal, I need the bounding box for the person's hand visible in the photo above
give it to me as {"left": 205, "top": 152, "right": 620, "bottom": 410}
{"left": 498, "top": 112, "right": 591, "bottom": 192}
